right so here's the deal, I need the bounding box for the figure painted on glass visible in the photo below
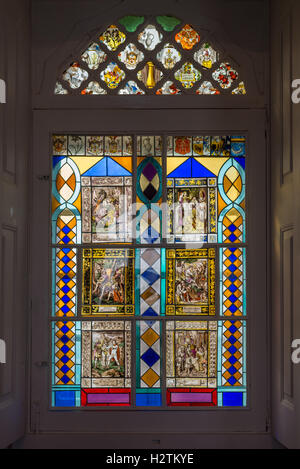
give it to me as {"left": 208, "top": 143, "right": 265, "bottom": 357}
{"left": 92, "top": 188, "right": 121, "bottom": 235}
{"left": 92, "top": 332, "right": 125, "bottom": 378}
{"left": 174, "top": 188, "right": 207, "bottom": 235}
{"left": 92, "top": 258, "right": 125, "bottom": 305}
{"left": 175, "top": 331, "right": 208, "bottom": 377}
{"left": 175, "top": 191, "right": 188, "bottom": 234}
{"left": 175, "top": 258, "right": 208, "bottom": 305}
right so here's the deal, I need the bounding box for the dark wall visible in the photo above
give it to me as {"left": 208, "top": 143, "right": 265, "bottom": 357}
{"left": 0, "top": 0, "right": 31, "bottom": 448}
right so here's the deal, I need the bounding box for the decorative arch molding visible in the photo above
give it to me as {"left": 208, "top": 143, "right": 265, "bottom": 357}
{"left": 218, "top": 204, "right": 246, "bottom": 244}
{"left": 35, "top": 0, "right": 262, "bottom": 107}
{"left": 52, "top": 205, "right": 82, "bottom": 245}
{"left": 217, "top": 157, "right": 246, "bottom": 244}
{"left": 52, "top": 157, "right": 82, "bottom": 244}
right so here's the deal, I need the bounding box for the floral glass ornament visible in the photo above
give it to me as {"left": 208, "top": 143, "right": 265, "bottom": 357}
{"left": 62, "top": 62, "right": 89, "bottom": 89}
{"left": 99, "top": 25, "right": 126, "bottom": 51}
{"left": 138, "top": 24, "right": 163, "bottom": 51}
{"left": 81, "top": 81, "right": 107, "bottom": 95}
{"left": 212, "top": 63, "right": 238, "bottom": 89}
{"left": 100, "top": 62, "right": 126, "bottom": 89}
{"left": 156, "top": 81, "right": 181, "bottom": 95}
{"left": 175, "top": 24, "right": 200, "bottom": 50}
{"left": 118, "top": 43, "right": 144, "bottom": 70}
{"left": 175, "top": 62, "right": 201, "bottom": 89}
{"left": 194, "top": 43, "right": 218, "bottom": 69}
{"left": 118, "top": 81, "right": 145, "bottom": 95}
{"left": 156, "top": 43, "right": 181, "bottom": 69}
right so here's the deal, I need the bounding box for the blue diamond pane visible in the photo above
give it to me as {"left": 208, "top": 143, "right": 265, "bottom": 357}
{"left": 229, "top": 224, "right": 237, "bottom": 233}
{"left": 61, "top": 305, "right": 70, "bottom": 314}
{"left": 228, "top": 285, "right": 238, "bottom": 293}
{"left": 61, "top": 335, "right": 70, "bottom": 344}
{"left": 229, "top": 304, "right": 238, "bottom": 313}
{"left": 62, "top": 285, "right": 71, "bottom": 294}
{"left": 62, "top": 255, "right": 71, "bottom": 264}
{"left": 62, "top": 275, "right": 71, "bottom": 283}
{"left": 62, "top": 265, "right": 71, "bottom": 274}
{"left": 141, "top": 348, "right": 160, "bottom": 367}
{"left": 228, "top": 376, "right": 238, "bottom": 385}
{"left": 229, "top": 274, "right": 237, "bottom": 283}
{"left": 62, "top": 295, "right": 71, "bottom": 304}
{"left": 142, "top": 226, "right": 160, "bottom": 244}
{"left": 229, "top": 234, "right": 237, "bottom": 242}
{"left": 61, "top": 325, "right": 70, "bottom": 334}
{"left": 61, "top": 345, "right": 70, "bottom": 354}
{"left": 141, "top": 267, "right": 160, "bottom": 286}
{"left": 228, "top": 356, "right": 238, "bottom": 365}
{"left": 62, "top": 236, "right": 71, "bottom": 244}
{"left": 228, "top": 254, "right": 237, "bottom": 262}
{"left": 61, "top": 355, "right": 69, "bottom": 364}
{"left": 62, "top": 226, "right": 71, "bottom": 235}
{"left": 228, "top": 366, "right": 237, "bottom": 375}
{"left": 228, "top": 345, "right": 237, "bottom": 355}
{"left": 61, "top": 375, "right": 71, "bottom": 385}
{"left": 228, "top": 336, "right": 237, "bottom": 345}
{"left": 228, "top": 295, "right": 238, "bottom": 304}
{"left": 229, "top": 324, "right": 237, "bottom": 334}
{"left": 61, "top": 365, "right": 70, "bottom": 374}
{"left": 229, "top": 264, "right": 237, "bottom": 273}
{"left": 142, "top": 307, "right": 158, "bottom": 317}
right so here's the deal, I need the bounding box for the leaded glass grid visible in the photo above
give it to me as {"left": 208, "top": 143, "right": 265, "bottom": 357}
{"left": 54, "top": 16, "right": 247, "bottom": 96}
{"left": 51, "top": 133, "right": 247, "bottom": 409}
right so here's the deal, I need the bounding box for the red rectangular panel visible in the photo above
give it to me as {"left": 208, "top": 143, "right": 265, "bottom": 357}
{"left": 81, "top": 389, "right": 131, "bottom": 407}
{"left": 167, "top": 388, "right": 217, "bottom": 407}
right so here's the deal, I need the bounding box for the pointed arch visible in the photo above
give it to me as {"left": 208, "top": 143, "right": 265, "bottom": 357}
{"left": 218, "top": 204, "right": 246, "bottom": 244}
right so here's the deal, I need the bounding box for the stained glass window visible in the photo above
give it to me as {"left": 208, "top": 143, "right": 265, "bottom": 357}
{"left": 54, "top": 16, "right": 247, "bottom": 96}
{"left": 51, "top": 134, "right": 247, "bottom": 409}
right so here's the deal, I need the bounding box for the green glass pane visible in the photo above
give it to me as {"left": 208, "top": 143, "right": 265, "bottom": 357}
{"left": 156, "top": 15, "right": 181, "bottom": 32}
{"left": 119, "top": 15, "right": 145, "bottom": 32}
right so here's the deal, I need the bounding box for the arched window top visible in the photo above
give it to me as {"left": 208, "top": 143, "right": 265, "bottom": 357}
{"left": 55, "top": 15, "right": 247, "bottom": 96}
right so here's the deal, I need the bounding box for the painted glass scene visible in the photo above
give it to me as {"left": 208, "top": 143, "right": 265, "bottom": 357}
{"left": 92, "top": 257, "right": 126, "bottom": 306}
{"left": 82, "top": 249, "right": 135, "bottom": 316}
{"left": 51, "top": 133, "right": 247, "bottom": 409}
{"left": 80, "top": 321, "right": 132, "bottom": 406}
{"left": 166, "top": 249, "right": 216, "bottom": 316}
{"left": 92, "top": 330, "right": 125, "bottom": 379}
{"left": 55, "top": 16, "right": 247, "bottom": 96}
{"left": 176, "top": 257, "right": 208, "bottom": 306}
{"left": 175, "top": 329, "right": 209, "bottom": 378}
{"left": 167, "top": 135, "right": 246, "bottom": 244}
